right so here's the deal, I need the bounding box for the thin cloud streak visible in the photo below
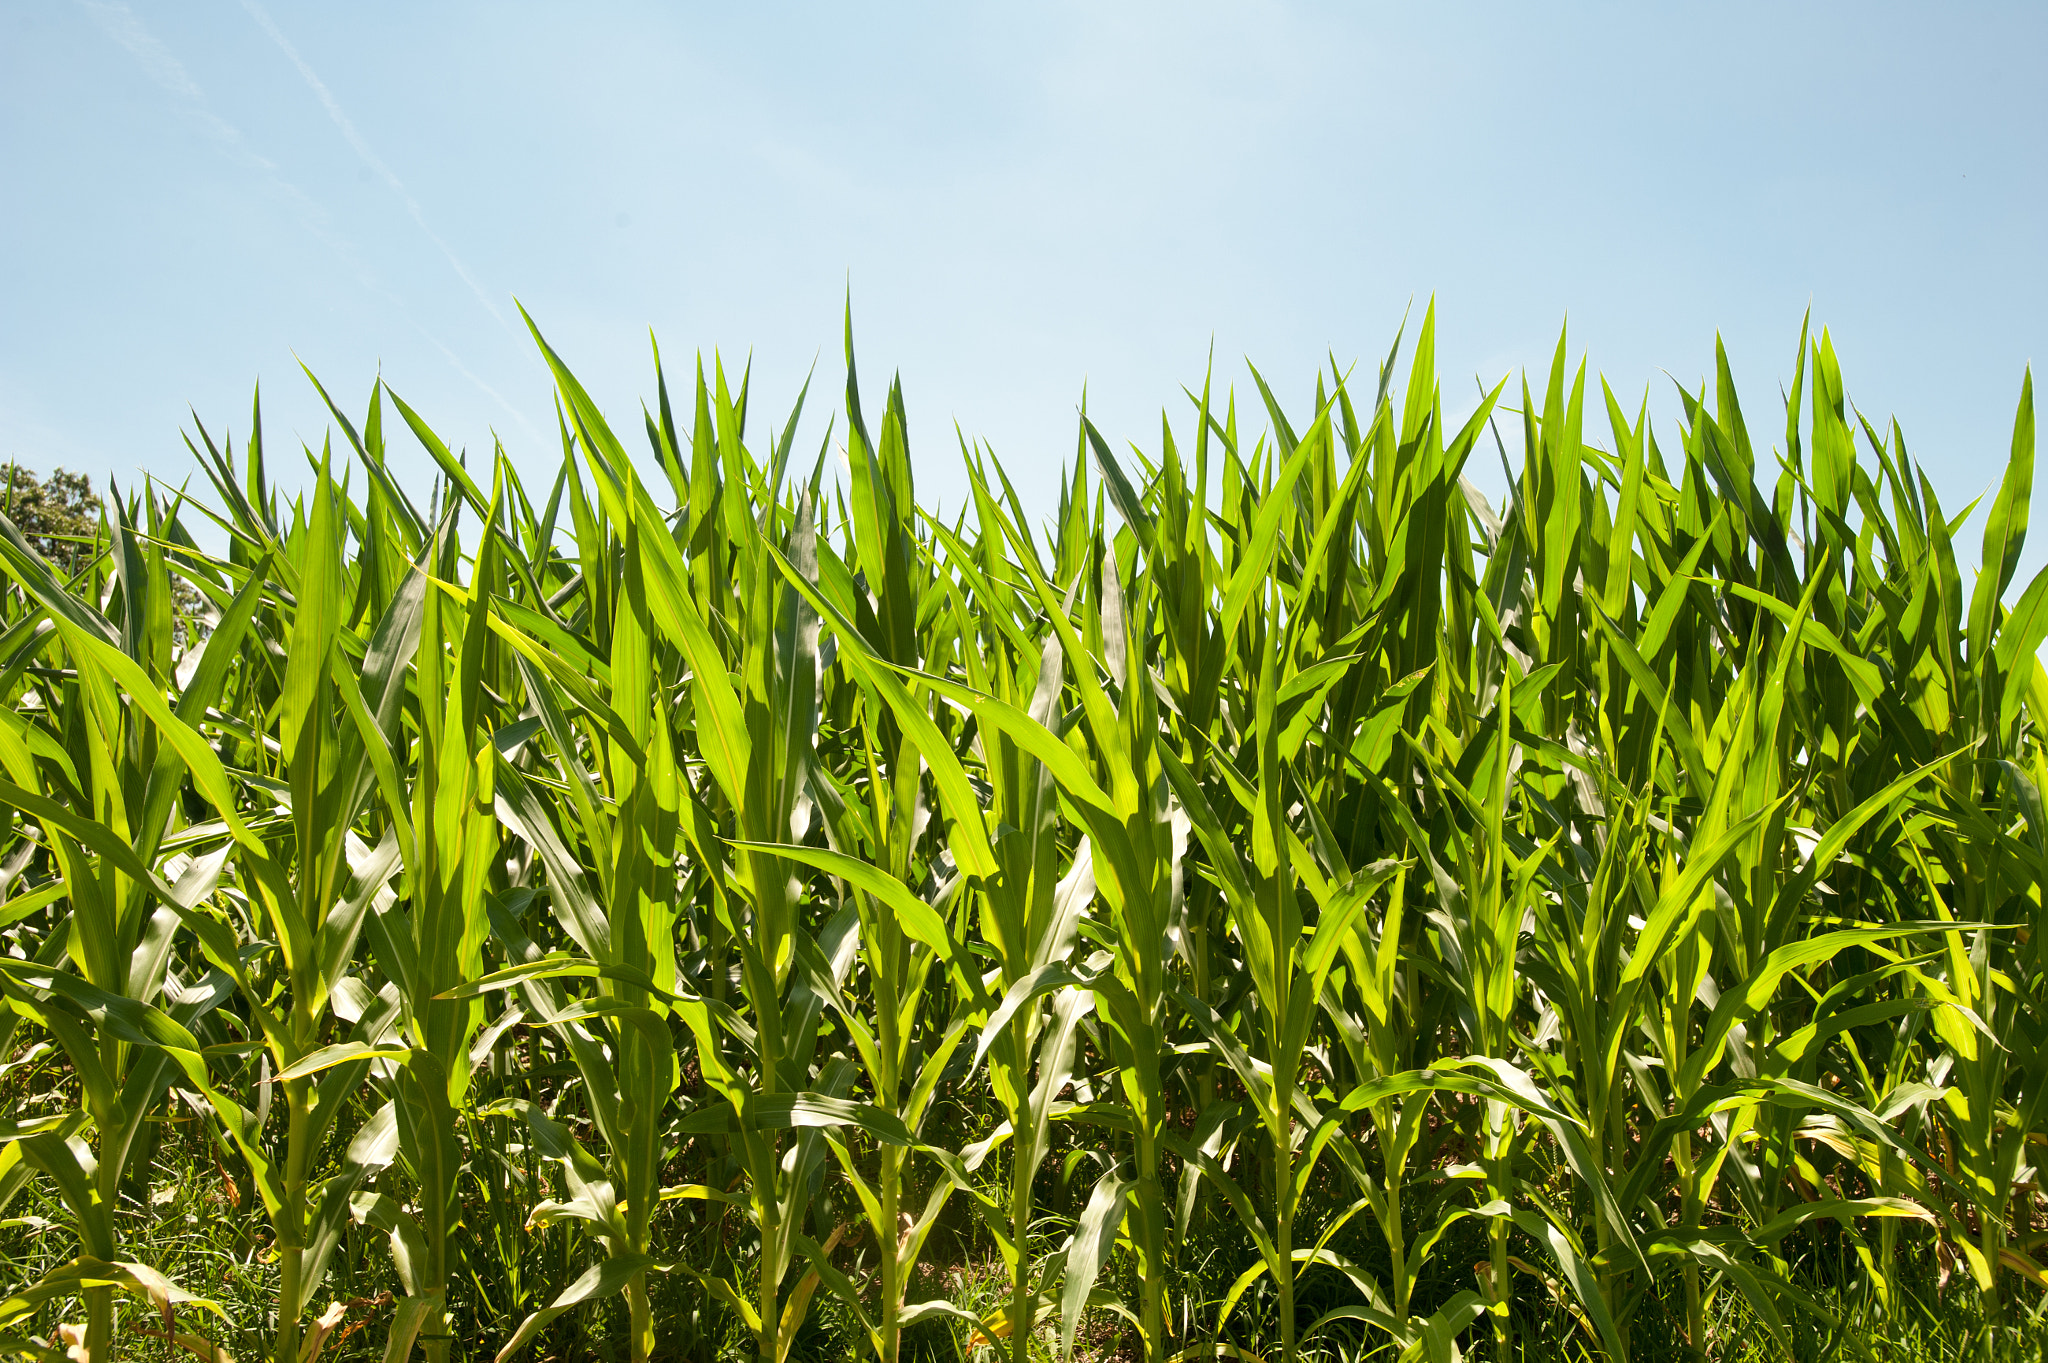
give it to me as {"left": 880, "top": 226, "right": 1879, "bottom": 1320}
{"left": 73, "top": 0, "right": 388, "bottom": 299}
{"left": 72, "top": 0, "right": 537, "bottom": 458}
{"left": 239, "top": 0, "right": 515, "bottom": 337}
{"left": 412, "top": 326, "right": 542, "bottom": 446}
{"left": 75, "top": 0, "right": 202, "bottom": 101}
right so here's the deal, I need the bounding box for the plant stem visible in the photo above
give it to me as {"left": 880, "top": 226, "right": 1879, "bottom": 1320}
{"left": 627, "top": 1275, "right": 654, "bottom": 1363}
{"left": 1275, "top": 1118, "right": 1296, "bottom": 1363}
{"left": 1134, "top": 1125, "right": 1166, "bottom": 1363}
{"left": 275, "top": 1082, "right": 312, "bottom": 1363}
{"left": 85, "top": 1284, "right": 114, "bottom": 1363}
{"left": 1009, "top": 1135, "right": 1033, "bottom": 1363}
{"left": 877, "top": 918, "right": 903, "bottom": 1363}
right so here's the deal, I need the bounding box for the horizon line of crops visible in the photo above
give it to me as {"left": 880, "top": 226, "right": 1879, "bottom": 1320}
{"left": 0, "top": 301, "right": 2038, "bottom": 1363}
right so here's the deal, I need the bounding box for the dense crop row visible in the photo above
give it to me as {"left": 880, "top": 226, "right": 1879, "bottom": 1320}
{"left": 0, "top": 306, "right": 2040, "bottom": 1362}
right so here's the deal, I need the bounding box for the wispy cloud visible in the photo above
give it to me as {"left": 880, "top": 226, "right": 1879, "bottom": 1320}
{"left": 75, "top": 0, "right": 201, "bottom": 101}
{"left": 239, "top": 0, "right": 513, "bottom": 337}
{"left": 74, "top": 0, "right": 386, "bottom": 294}
{"left": 413, "top": 325, "right": 540, "bottom": 443}
{"left": 72, "top": 1, "right": 536, "bottom": 445}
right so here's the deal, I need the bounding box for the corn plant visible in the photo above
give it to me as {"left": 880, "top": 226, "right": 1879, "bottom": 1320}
{"left": 0, "top": 302, "right": 2043, "bottom": 1363}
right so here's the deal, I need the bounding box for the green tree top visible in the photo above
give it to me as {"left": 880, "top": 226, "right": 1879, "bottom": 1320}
{"left": 0, "top": 462, "right": 101, "bottom": 577}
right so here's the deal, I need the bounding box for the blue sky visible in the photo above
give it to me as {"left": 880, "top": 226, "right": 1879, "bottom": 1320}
{"left": 3, "top": 3, "right": 2044, "bottom": 563}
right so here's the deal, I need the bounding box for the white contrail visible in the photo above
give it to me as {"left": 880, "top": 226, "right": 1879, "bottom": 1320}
{"left": 73, "top": 0, "right": 386, "bottom": 292}
{"left": 239, "top": 0, "right": 514, "bottom": 337}
{"left": 415, "top": 326, "right": 542, "bottom": 444}
{"left": 72, "top": 1, "right": 536, "bottom": 443}
{"left": 75, "top": 0, "right": 201, "bottom": 100}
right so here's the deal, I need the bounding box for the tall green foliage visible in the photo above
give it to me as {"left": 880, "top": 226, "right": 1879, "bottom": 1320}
{"left": 0, "top": 306, "right": 2040, "bottom": 1363}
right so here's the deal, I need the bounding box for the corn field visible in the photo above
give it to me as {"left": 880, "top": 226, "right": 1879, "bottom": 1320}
{"left": 0, "top": 304, "right": 2042, "bottom": 1363}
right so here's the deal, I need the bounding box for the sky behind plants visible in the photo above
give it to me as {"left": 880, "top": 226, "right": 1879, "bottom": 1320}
{"left": 3, "top": 2, "right": 2045, "bottom": 566}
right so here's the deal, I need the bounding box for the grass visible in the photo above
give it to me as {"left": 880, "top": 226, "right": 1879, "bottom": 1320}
{"left": 0, "top": 300, "right": 2038, "bottom": 1363}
